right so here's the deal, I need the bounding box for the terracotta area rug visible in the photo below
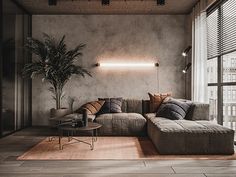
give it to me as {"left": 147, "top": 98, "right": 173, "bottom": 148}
{"left": 18, "top": 136, "right": 236, "bottom": 160}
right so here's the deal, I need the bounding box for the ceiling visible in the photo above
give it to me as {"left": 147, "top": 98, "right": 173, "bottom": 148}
{"left": 15, "top": 0, "right": 199, "bottom": 15}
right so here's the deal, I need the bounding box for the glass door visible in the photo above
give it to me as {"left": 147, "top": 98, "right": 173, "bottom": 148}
{"left": 0, "top": 0, "right": 31, "bottom": 136}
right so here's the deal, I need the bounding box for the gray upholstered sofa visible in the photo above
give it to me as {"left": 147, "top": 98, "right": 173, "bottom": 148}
{"left": 95, "top": 99, "right": 146, "bottom": 136}
{"left": 145, "top": 102, "right": 235, "bottom": 155}
{"left": 93, "top": 99, "right": 234, "bottom": 155}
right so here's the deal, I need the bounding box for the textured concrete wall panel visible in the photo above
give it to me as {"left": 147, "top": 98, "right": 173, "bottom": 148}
{"left": 32, "top": 15, "right": 187, "bottom": 125}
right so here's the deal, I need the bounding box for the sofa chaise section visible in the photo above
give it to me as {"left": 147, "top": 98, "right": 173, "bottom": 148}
{"left": 146, "top": 109, "right": 235, "bottom": 155}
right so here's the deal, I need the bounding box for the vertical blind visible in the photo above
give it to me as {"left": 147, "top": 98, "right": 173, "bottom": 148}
{"left": 207, "top": 0, "right": 236, "bottom": 59}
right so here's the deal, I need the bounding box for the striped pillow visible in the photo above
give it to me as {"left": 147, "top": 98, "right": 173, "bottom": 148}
{"left": 110, "top": 98, "right": 123, "bottom": 113}
{"left": 78, "top": 101, "right": 105, "bottom": 115}
{"left": 97, "top": 98, "right": 123, "bottom": 114}
{"left": 156, "top": 98, "right": 193, "bottom": 120}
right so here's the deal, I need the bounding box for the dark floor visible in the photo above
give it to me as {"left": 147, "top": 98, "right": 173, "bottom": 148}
{"left": 0, "top": 127, "right": 236, "bottom": 177}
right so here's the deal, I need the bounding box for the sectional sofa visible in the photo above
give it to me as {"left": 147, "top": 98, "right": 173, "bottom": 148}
{"left": 93, "top": 99, "right": 235, "bottom": 155}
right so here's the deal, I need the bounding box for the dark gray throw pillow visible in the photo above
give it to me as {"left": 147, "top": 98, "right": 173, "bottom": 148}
{"left": 97, "top": 98, "right": 123, "bottom": 114}
{"left": 156, "top": 98, "right": 193, "bottom": 120}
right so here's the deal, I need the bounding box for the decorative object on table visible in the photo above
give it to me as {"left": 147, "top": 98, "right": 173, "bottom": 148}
{"left": 71, "top": 118, "right": 84, "bottom": 127}
{"left": 148, "top": 92, "right": 171, "bottom": 112}
{"left": 67, "top": 96, "right": 78, "bottom": 113}
{"left": 82, "top": 109, "right": 88, "bottom": 126}
{"left": 22, "top": 33, "right": 91, "bottom": 117}
{"left": 97, "top": 97, "right": 123, "bottom": 114}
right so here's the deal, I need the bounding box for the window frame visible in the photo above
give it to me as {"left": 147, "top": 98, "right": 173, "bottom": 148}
{"left": 207, "top": 0, "right": 236, "bottom": 125}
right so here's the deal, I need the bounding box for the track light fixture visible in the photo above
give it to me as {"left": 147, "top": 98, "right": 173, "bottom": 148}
{"left": 182, "top": 63, "right": 192, "bottom": 74}
{"left": 182, "top": 46, "right": 192, "bottom": 57}
{"left": 102, "top": 0, "right": 110, "bottom": 5}
{"left": 157, "top": 0, "right": 165, "bottom": 5}
{"left": 48, "top": 0, "right": 57, "bottom": 6}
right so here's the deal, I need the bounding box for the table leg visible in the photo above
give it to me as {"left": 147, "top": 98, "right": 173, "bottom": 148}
{"left": 59, "top": 129, "right": 63, "bottom": 150}
{"left": 94, "top": 129, "right": 98, "bottom": 142}
{"left": 90, "top": 130, "right": 94, "bottom": 150}
{"left": 68, "top": 131, "right": 70, "bottom": 142}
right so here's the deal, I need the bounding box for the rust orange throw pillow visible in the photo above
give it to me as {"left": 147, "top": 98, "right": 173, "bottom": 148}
{"left": 148, "top": 92, "right": 171, "bottom": 112}
{"left": 77, "top": 100, "right": 105, "bottom": 115}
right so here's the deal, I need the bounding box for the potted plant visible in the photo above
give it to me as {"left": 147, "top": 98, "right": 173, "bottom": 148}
{"left": 22, "top": 33, "right": 91, "bottom": 117}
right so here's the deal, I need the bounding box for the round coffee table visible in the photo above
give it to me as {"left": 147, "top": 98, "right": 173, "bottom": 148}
{"left": 58, "top": 122, "right": 102, "bottom": 150}
{"left": 48, "top": 114, "right": 82, "bottom": 142}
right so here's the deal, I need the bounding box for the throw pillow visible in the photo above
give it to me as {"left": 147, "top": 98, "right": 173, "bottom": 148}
{"left": 110, "top": 98, "right": 123, "bottom": 113}
{"left": 97, "top": 98, "right": 110, "bottom": 114}
{"left": 156, "top": 98, "right": 193, "bottom": 120}
{"left": 77, "top": 100, "right": 105, "bottom": 115}
{"left": 148, "top": 92, "right": 171, "bottom": 112}
{"left": 97, "top": 98, "right": 123, "bottom": 114}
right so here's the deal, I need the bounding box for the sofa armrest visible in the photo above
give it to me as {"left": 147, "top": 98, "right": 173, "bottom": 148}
{"left": 191, "top": 102, "right": 210, "bottom": 121}
{"left": 144, "top": 113, "right": 156, "bottom": 120}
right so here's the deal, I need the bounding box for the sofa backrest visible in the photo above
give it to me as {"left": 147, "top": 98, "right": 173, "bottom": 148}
{"left": 121, "top": 99, "right": 210, "bottom": 121}
{"left": 121, "top": 99, "right": 143, "bottom": 114}
{"left": 191, "top": 102, "right": 210, "bottom": 121}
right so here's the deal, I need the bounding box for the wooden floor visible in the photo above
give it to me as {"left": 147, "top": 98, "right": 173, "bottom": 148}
{"left": 1, "top": 127, "right": 236, "bottom": 177}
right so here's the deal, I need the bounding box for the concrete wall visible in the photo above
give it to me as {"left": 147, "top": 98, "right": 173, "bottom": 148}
{"left": 32, "top": 15, "right": 188, "bottom": 125}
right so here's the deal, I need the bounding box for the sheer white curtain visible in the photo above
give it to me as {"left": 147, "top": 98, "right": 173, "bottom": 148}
{"left": 191, "top": 0, "right": 208, "bottom": 102}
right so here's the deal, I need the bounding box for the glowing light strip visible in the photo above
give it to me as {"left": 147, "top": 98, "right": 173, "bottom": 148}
{"left": 97, "top": 63, "right": 159, "bottom": 67}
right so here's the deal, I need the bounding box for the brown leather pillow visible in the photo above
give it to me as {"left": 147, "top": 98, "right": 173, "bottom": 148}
{"left": 77, "top": 100, "right": 105, "bottom": 115}
{"left": 148, "top": 92, "right": 171, "bottom": 112}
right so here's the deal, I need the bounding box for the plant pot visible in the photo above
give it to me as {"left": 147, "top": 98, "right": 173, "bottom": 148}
{"left": 50, "top": 108, "right": 70, "bottom": 118}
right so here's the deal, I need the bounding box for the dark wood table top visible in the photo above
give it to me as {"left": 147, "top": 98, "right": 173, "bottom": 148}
{"left": 59, "top": 122, "right": 102, "bottom": 131}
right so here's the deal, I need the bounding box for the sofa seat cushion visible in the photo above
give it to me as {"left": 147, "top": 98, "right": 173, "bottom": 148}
{"left": 95, "top": 113, "right": 146, "bottom": 136}
{"left": 150, "top": 116, "right": 233, "bottom": 133}
{"left": 146, "top": 114, "right": 234, "bottom": 155}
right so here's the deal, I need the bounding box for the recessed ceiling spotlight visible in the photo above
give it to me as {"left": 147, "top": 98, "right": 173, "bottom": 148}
{"left": 102, "top": 0, "right": 110, "bottom": 5}
{"left": 48, "top": 0, "right": 57, "bottom": 6}
{"left": 157, "top": 0, "right": 165, "bottom": 5}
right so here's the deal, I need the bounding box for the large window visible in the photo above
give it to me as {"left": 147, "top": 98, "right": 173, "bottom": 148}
{"left": 207, "top": 0, "right": 236, "bottom": 129}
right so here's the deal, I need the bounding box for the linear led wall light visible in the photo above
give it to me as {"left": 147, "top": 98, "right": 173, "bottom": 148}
{"left": 96, "top": 62, "right": 159, "bottom": 67}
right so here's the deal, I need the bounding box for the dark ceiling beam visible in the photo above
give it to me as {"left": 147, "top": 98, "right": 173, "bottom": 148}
{"left": 48, "top": 0, "right": 57, "bottom": 6}
{"left": 11, "top": 0, "right": 31, "bottom": 14}
{"left": 157, "top": 0, "right": 165, "bottom": 5}
{"left": 101, "top": 0, "right": 110, "bottom": 5}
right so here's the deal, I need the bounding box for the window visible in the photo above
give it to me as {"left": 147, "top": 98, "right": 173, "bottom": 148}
{"left": 207, "top": 58, "right": 217, "bottom": 83}
{"left": 228, "top": 106, "right": 231, "bottom": 116}
{"left": 233, "top": 106, "right": 236, "bottom": 116}
{"left": 207, "top": 0, "right": 236, "bottom": 128}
